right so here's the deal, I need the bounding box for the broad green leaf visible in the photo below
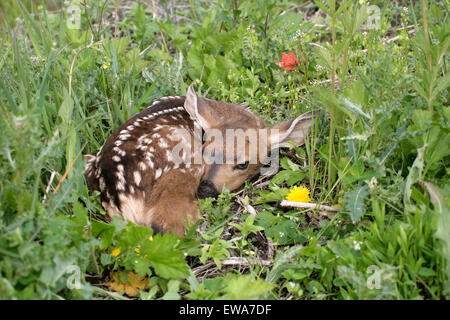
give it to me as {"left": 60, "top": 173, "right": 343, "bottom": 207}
{"left": 143, "top": 234, "right": 189, "bottom": 280}
{"left": 223, "top": 275, "right": 274, "bottom": 300}
{"left": 344, "top": 185, "right": 369, "bottom": 222}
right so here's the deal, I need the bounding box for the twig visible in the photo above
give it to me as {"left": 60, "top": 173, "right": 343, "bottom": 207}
{"left": 386, "top": 29, "right": 416, "bottom": 43}
{"left": 280, "top": 200, "right": 340, "bottom": 212}
{"left": 42, "top": 171, "right": 57, "bottom": 203}
{"left": 221, "top": 257, "right": 273, "bottom": 267}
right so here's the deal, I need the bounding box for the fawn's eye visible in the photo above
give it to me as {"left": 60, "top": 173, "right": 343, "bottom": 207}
{"left": 235, "top": 161, "right": 249, "bottom": 170}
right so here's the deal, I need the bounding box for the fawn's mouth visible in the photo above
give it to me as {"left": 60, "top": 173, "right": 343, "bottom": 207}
{"left": 196, "top": 180, "right": 220, "bottom": 199}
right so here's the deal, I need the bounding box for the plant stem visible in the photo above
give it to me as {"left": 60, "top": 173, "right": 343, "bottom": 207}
{"left": 114, "top": 0, "right": 119, "bottom": 39}
{"left": 328, "top": 0, "right": 337, "bottom": 193}
{"left": 421, "top": 0, "right": 433, "bottom": 115}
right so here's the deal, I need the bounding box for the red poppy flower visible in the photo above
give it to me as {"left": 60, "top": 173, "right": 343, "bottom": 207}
{"left": 275, "top": 49, "right": 300, "bottom": 71}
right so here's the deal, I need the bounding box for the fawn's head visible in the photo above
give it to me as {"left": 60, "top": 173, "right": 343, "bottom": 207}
{"left": 183, "top": 85, "right": 315, "bottom": 198}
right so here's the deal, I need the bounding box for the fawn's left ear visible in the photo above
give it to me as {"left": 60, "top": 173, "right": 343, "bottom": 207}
{"left": 184, "top": 84, "right": 219, "bottom": 130}
{"left": 83, "top": 154, "right": 96, "bottom": 162}
{"left": 268, "top": 110, "right": 316, "bottom": 149}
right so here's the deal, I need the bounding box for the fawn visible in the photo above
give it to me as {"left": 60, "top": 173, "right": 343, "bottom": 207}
{"left": 84, "top": 85, "right": 316, "bottom": 236}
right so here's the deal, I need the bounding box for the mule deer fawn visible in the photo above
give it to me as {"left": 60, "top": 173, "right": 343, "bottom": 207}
{"left": 85, "top": 85, "right": 316, "bottom": 236}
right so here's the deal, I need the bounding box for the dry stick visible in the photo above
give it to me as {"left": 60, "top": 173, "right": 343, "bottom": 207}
{"left": 53, "top": 142, "right": 88, "bottom": 195}
{"left": 42, "top": 171, "right": 57, "bottom": 203}
{"left": 280, "top": 200, "right": 339, "bottom": 212}
{"left": 386, "top": 29, "right": 416, "bottom": 43}
{"left": 221, "top": 257, "right": 273, "bottom": 267}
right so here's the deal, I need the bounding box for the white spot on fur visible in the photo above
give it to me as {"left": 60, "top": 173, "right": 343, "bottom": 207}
{"left": 134, "top": 171, "right": 142, "bottom": 186}
{"left": 116, "top": 180, "right": 126, "bottom": 191}
{"left": 112, "top": 155, "right": 121, "bottom": 162}
{"left": 119, "top": 134, "right": 131, "bottom": 141}
{"left": 138, "top": 161, "right": 147, "bottom": 171}
{"left": 158, "top": 139, "right": 168, "bottom": 148}
{"left": 155, "top": 168, "right": 162, "bottom": 179}
{"left": 137, "top": 144, "right": 147, "bottom": 151}
{"left": 99, "top": 177, "right": 106, "bottom": 191}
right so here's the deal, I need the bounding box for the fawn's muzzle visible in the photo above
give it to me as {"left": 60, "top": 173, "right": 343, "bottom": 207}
{"left": 196, "top": 180, "right": 220, "bottom": 199}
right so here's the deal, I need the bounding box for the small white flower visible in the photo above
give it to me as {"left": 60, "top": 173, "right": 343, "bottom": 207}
{"left": 353, "top": 240, "right": 362, "bottom": 251}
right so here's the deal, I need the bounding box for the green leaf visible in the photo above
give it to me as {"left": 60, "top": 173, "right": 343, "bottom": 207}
{"left": 280, "top": 157, "right": 300, "bottom": 171}
{"left": 344, "top": 185, "right": 369, "bottom": 222}
{"left": 266, "top": 245, "right": 304, "bottom": 284}
{"left": 314, "top": 0, "right": 330, "bottom": 15}
{"left": 404, "top": 145, "right": 425, "bottom": 211}
{"left": 142, "top": 234, "right": 189, "bottom": 280}
{"left": 58, "top": 89, "right": 74, "bottom": 124}
{"left": 223, "top": 275, "right": 274, "bottom": 300}
{"left": 253, "top": 188, "right": 289, "bottom": 204}
{"left": 72, "top": 201, "right": 87, "bottom": 227}
{"left": 92, "top": 221, "right": 115, "bottom": 250}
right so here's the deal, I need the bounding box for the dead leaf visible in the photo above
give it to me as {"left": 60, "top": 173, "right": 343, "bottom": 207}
{"left": 105, "top": 271, "right": 150, "bottom": 297}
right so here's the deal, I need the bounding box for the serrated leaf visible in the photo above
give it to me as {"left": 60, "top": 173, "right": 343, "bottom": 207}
{"left": 344, "top": 185, "right": 369, "bottom": 222}
{"left": 266, "top": 245, "right": 304, "bottom": 283}
{"left": 340, "top": 97, "right": 372, "bottom": 120}
{"left": 142, "top": 234, "right": 189, "bottom": 280}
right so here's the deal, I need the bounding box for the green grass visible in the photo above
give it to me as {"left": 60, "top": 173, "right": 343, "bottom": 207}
{"left": 0, "top": 0, "right": 448, "bottom": 300}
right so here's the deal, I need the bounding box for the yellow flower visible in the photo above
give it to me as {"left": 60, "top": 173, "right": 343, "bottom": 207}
{"left": 111, "top": 248, "right": 121, "bottom": 257}
{"left": 148, "top": 236, "right": 153, "bottom": 242}
{"left": 286, "top": 185, "right": 311, "bottom": 203}
{"left": 101, "top": 62, "right": 110, "bottom": 69}
{"left": 134, "top": 247, "right": 141, "bottom": 255}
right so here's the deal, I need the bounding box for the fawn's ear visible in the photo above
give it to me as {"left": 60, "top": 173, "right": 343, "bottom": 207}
{"left": 184, "top": 84, "right": 219, "bottom": 130}
{"left": 268, "top": 110, "right": 316, "bottom": 150}
{"left": 83, "top": 154, "right": 96, "bottom": 162}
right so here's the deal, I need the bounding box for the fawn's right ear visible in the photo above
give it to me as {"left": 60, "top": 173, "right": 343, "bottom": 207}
{"left": 184, "top": 84, "right": 218, "bottom": 130}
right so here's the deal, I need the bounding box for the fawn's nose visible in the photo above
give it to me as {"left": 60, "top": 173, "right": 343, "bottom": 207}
{"left": 196, "top": 180, "right": 220, "bottom": 199}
